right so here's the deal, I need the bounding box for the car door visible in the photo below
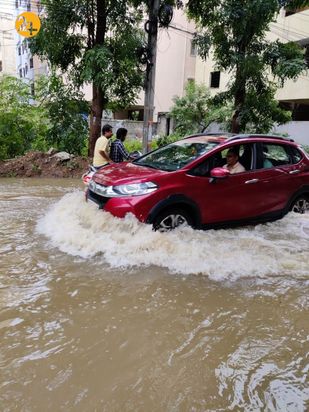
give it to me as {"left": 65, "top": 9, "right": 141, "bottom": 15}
{"left": 186, "top": 142, "right": 284, "bottom": 224}
{"left": 252, "top": 142, "right": 308, "bottom": 212}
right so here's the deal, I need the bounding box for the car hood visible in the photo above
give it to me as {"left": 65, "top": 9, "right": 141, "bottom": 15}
{"left": 93, "top": 162, "right": 167, "bottom": 186}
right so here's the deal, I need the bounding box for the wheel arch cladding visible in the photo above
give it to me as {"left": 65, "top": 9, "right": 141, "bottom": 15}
{"left": 146, "top": 194, "right": 201, "bottom": 227}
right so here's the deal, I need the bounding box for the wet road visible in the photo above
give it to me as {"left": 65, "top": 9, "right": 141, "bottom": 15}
{"left": 0, "top": 178, "right": 308, "bottom": 411}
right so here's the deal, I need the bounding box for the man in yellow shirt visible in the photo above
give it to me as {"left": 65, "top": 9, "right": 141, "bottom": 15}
{"left": 93, "top": 124, "right": 113, "bottom": 169}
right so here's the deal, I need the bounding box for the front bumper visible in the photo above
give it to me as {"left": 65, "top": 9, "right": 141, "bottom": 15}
{"left": 86, "top": 188, "right": 147, "bottom": 221}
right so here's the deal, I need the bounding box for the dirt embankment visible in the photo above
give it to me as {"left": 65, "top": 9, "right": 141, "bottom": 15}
{"left": 0, "top": 151, "right": 90, "bottom": 178}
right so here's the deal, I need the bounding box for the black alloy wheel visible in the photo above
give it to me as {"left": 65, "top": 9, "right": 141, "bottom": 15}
{"left": 153, "top": 208, "right": 193, "bottom": 232}
{"left": 290, "top": 196, "right": 309, "bottom": 214}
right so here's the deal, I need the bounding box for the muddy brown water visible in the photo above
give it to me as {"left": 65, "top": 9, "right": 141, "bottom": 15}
{"left": 0, "top": 178, "right": 308, "bottom": 411}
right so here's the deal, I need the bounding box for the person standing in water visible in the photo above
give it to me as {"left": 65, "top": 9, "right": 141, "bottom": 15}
{"left": 110, "top": 128, "right": 131, "bottom": 163}
{"left": 93, "top": 124, "right": 113, "bottom": 169}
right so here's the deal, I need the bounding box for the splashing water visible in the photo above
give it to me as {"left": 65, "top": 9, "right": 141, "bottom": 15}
{"left": 36, "top": 191, "right": 309, "bottom": 280}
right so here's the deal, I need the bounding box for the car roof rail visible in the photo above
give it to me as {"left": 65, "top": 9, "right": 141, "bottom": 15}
{"left": 226, "top": 134, "right": 295, "bottom": 143}
{"left": 183, "top": 132, "right": 235, "bottom": 140}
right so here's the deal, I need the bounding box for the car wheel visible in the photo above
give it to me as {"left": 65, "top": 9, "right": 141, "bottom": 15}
{"left": 290, "top": 195, "right": 309, "bottom": 214}
{"left": 153, "top": 208, "right": 193, "bottom": 232}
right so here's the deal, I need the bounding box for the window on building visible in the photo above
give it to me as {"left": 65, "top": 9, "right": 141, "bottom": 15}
{"left": 29, "top": 57, "right": 33, "bottom": 68}
{"left": 0, "top": 61, "right": 2, "bottom": 72}
{"left": 37, "top": 2, "right": 42, "bottom": 13}
{"left": 30, "top": 83, "right": 35, "bottom": 96}
{"left": 18, "top": 47, "right": 21, "bottom": 56}
{"left": 19, "top": 68, "right": 22, "bottom": 78}
{"left": 25, "top": 64, "right": 28, "bottom": 74}
{"left": 27, "top": 2, "right": 31, "bottom": 11}
{"left": 15, "top": 0, "right": 18, "bottom": 8}
{"left": 210, "top": 71, "right": 220, "bottom": 88}
{"left": 190, "top": 40, "right": 197, "bottom": 56}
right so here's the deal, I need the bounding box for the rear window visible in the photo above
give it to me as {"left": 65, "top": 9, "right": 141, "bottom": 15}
{"left": 300, "top": 145, "right": 309, "bottom": 155}
{"left": 260, "top": 144, "right": 291, "bottom": 167}
{"left": 289, "top": 146, "right": 303, "bottom": 164}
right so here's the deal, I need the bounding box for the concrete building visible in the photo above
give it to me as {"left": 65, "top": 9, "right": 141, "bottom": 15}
{"left": 14, "top": 0, "right": 48, "bottom": 94}
{"left": 195, "top": 6, "right": 309, "bottom": 144}
{"left": 104, "top": 7, "right": 197, "bottom": 136}
{"left": 109, "top": 6, "right": 309, "bottom": 143}
{"left": 0, "top": 9, "right": 16, "bottom": 76}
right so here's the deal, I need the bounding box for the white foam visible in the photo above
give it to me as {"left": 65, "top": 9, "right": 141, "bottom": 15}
{"left": 36, "top": 191, "right": 309, "bottom": 280}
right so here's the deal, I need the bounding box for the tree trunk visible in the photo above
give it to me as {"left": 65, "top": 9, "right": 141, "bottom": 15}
{"left": 231, "top": 109, "right": 241, "bottom": 134}
{"left": 231, "top": 64, "right": 246, "bottom": 134}
{"left": 88, "top": 0, "right": 107, "bottom": 157}
{"left": 89, "top": 85, "right": 104, "bottom": 157}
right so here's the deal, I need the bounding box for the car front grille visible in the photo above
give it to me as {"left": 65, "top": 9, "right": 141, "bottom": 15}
{"left": 87, "top": 189, "right": 110, "bottom": 209}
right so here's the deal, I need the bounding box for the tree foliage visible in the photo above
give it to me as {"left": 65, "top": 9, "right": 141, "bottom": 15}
{"left": 36, "top": 75, "right": 89, "bottom": 155}
{"left": 170, "top": 81, "right": 232, "bottom": 135}
{"left": 0, "top": 75, "right": 91, "bottom": 160}
{"left": 30, "top": 0, "right": 147, "bottom": 155}
{"left": 187, "top": 0, "right": 307, "bottom": 133}
{"left": 0, "top": 76, "right": 48, "bottom": 160}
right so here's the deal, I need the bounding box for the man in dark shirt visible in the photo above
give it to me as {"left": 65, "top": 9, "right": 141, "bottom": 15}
{"left": 110, "top": 128, "right": 131, "bottom": 162}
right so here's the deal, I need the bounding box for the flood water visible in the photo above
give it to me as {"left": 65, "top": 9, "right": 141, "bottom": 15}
{"left": 0, "top": 178, "right": 308, "bottom": 411}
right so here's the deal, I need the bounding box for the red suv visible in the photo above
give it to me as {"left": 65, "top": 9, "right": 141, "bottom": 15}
{"left": 86, "top": 134, "right": 309, "bottom": 231}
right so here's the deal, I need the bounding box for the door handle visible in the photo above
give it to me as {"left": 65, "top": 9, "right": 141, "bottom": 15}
{"left": 289, "top": 170, "right": 300, "bottom": 175}
{"left": 245, "top": 179, "right": 259, "bottom": 184}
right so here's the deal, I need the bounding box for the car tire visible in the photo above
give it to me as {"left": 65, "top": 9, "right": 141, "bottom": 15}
{"left": 290, "top": 195, "right": 309, "bottom": 214}
{"left": 153, "top": 207, "right": 193, "bottom": 232}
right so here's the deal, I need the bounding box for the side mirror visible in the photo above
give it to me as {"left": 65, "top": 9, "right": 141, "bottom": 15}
{"left": 210, "top": 167, "right": 230, "bottom": 179}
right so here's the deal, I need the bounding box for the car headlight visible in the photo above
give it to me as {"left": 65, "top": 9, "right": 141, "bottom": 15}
{"left": 89, "top": 181, "right": 158, "bottom": 197}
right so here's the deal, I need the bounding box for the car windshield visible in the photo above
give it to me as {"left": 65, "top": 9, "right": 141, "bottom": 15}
{"left": 134, "top": 140, "right": 219, "bottom": 171}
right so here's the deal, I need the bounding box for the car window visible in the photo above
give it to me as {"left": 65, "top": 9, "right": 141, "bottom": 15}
{"left": 259, "top": 144, "right": 291, "bottom": 168}
{"left": 219, "top": 144, "right": 253, "bottom": 172}
{"left": 189, "top": 159, "right": 211, "bottom": 176}
{"left": 189, "top": 143, "right": 254, "bottom": 177}
{"left": 289, "top": 146, "right": 303, "bottom": 164}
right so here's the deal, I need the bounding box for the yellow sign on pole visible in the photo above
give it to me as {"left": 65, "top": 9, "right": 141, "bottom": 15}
{"left": 15, "top": 12, "right": 41, "bottom": 38}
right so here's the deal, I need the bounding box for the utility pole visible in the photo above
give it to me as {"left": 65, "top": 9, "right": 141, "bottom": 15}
{"left": 142, "top": 0, "right": 160, "bottom": 154}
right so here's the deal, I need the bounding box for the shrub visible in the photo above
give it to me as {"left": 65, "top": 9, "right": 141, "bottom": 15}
{"left": 0, "top": 76, "right": 48, "bottom": 160}
{"left": 124, "top": 139, "right": 142, "bottom": 153}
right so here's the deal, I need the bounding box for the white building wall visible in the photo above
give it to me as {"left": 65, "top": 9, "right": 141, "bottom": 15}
{"left": 0, "top": 10, "right": 16, "bottom": 75}
{"left": 138, "top": 8, "right": 197, "bottom": 120}
{"left": 195, "top": 8, "right": 309, "bottom": 100}
{"left": 271, "top": 8, "right": 309, "bottom": 102}
{"left": 272, "top": 122, "right": 309, "bottom": 145}
{"left": 15, "top": 0, "right": 32, "bottom": 83}
{"left": 195, "top": 7, "right": 309, "bottom": 143}
{"left": 14, "top": 0, "right": 48, "bottom": 86}
{"left": 83, "top": 7, "right": 197, "bottom": 123}
{"left": 156, "top": 9, "right": 196, "bottom": 115}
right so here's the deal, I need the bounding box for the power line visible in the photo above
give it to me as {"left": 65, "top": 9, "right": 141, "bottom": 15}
{"left": 169, "top": 24, "right": 195, "bottom": 37}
